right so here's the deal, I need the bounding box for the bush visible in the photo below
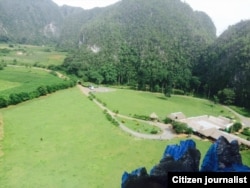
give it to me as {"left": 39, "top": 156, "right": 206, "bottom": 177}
{"left": 0, "top": 96, "right": 8, "bottom": 108}
{"left": 173, "top": 89, "right": 185, "bottom": 95}
{"left": 163, "top": 117, "right": 173, "bottom": 124}
{"left": 88, "top": 96, "right": 93, "bottom": 101}
{"left": 103, "top": 109, "right": 119, "bottom": 127}
{"left": 172, "top": 121, "right": 192, "bottom": 134}
{"left": 133, "top": 114, "right": 150, "bottom": 121}
{"left": 242, "top": 127, "right": 250, "bottom": 136}
{"left": 229, "top": 122, "right": 242, "bottom": 133}
{"left": 37, "top": 86, "right": 48, "bottom": 96}
{"left": 150, "top": 128, "right": 158, "bottom": 134}
{"left": 113, "top": 110, "right": 119, "bottom": 114}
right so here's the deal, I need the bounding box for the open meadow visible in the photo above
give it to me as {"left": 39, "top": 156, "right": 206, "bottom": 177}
{"left": 0, "top": 86, "right": 249, "bottom": 187}
{"left": 93, "top": 88, "right": 236, "bottom": 120}
{"left": 0, "top": 86, "right": 214, "bottom": 187}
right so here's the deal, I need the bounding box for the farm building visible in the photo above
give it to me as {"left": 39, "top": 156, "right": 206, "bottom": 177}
{"left": 168, "top": 112, "right": 186, "bottom": 120}
{"left": 149, "top": 112, "right": 159, "bottom": 121}
{"left": 170, "top": 112, "right": 250, "bottom": 147}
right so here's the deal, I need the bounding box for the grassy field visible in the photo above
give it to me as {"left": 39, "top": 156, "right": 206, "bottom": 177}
{"left": 0, "top": 44, "right": 66, "bottom": 67}
{"left": 229, "top": 105, "right": 250, "bottom": 117}
{"left": 0, "top": 87, "right": 218, "bottom": 188}
{"left": 0, "top": 66, "right": 69, "bottom": 97}
{"left": 115, "top": 116, "right": 162, "bottom": 134}
{"left": 0, "top": 44, "right": 249, "bottom": 187}
{"left": 93, "top": 88, "right": 236, "bottom": 120}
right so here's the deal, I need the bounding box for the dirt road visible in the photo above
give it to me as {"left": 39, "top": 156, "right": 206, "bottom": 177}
{"left": 223, "top": 106, "right": 250, "bottom": 127}
{"left": 77, "top": 84, "right": 176, "bottom": 140}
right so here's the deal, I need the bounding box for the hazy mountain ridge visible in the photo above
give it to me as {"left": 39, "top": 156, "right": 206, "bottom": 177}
{"left": 0, "top": 0, "right": 216, "bottom": 47}
{"left": 0, "top": 0, "right": 64, "bottom": 44}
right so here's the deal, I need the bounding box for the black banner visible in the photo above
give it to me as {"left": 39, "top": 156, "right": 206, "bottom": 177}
{"left": 168, "top": 172, "right": 250, "bottom": 188}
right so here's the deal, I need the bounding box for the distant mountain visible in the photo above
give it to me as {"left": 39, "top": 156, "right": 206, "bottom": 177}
{"left": 78, "top": 0, "right": 216, "bottom": 52}
{"left": 0, "top": 0, "right": 63, "bottom": 44}
{"left": 1, "top": 0, "right": 249, "bottom": 109}
{"left": 61, "top": 0, "right": 217, "bottom": 93}
{"left": 58, "top": 5, "right": 106, "bottom": 49}
{"left": 0, "top": 0, "right": 216, "bottom": 48}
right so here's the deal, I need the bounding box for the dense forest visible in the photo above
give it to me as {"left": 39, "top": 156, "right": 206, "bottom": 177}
{"left": 0, "top": 0, "right": 250, "bottom": 109}
{"left": 61, "top": 0, "right": 216, "bottom": 94}
{"left": 195, "top": 20, "right": 250, "bottom": 108}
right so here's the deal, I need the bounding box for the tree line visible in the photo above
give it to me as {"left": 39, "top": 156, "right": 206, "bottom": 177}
{"left": 0, "top": 81, "right": 76, "bottom": 108}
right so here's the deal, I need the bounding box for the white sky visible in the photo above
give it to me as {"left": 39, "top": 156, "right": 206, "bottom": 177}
{"left": 52, "top": 0, "right": 250, "bottom": 36}
{"left": 52, "top": 0, "right": 121, "bottom": 9}
{"left": 182, "top": 0, "right": 250, "bottom": 36}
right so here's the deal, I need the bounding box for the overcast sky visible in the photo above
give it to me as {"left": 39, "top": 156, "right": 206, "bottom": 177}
{"left": 52, "top": 0, "right": 250, "bottom": 36}
{"left": 52, "top": 0, "right": 121, "bottom": 9}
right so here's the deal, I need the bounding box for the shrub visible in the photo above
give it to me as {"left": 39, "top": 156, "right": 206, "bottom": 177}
{"left": 9, "top": 93, "right": 22, "bottom": 105}
{"left": 37, "top": 86, "right": 48, "bottom": 96}
{"left": 150, "top": 128, "right": 158, "bottom": 134}
{"left": 242, "top": 127, "right": 250, "bottom": 136}
{"left": 113, "top": 110, "right": 119, "bottom": 114}
{"left": 88, "top": 96, "right": 93, "bottom": 101}
{"left": 0, "top": 96, "right": 8, "bottom": 108}
{"left": 133, "top": 114, "right": 150, "bottom": 121}
{"left": 173, "top": 89, "right": 185, "bottom": 95}
{"left": 103, "top": 110, "right": 119, "bottom": 127}
{"left": 229, "top": 122, "right": 242, "bottom": 133}
{"left": 163, "top": 117, "right": 173, "bottom": 124}
{"left": 172, "top": 121, "right": 192, "bottom": 134}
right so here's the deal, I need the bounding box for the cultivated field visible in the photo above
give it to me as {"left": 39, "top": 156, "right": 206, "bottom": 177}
{"left": 0, "top": 66, "right": 70, "bottom": 98}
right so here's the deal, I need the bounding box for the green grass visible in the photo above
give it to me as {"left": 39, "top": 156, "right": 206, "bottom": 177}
{"left": 229, "top": 105, "right": 250, "bottom": 117}
{"left": 241, "top": 150, "right": 250, "bottom": 166}
{"left": 116, "top": 116, "right": 162, "bottom": 134}
{"left": 94, "top": 88, "right": 235, "bottom": 120}
{"left": 0, "top": 80, "right": 21, "bottom": 92}
{"left": 0, "top": 66, "right": 68, "bottom": 97}
{"left": 0, "top": 87, "right": 217, "bottom": 188}
{"left": 0, "top": 87, "right": 250, "bottom": 187}
{"left": 0, "top": 44, "right": 67, "bottom": 66}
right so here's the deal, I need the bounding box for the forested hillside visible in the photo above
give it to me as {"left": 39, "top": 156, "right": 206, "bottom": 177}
{"left": 0, "top": 0, "right": 249, "bottom": 109}
{"left": 0, "top": 0, "right": 106, "bottom": 46}
{"left": 58, "top": 6, "right": 106, "bottom": 49}
{"left": 195, "top": 20, "right": 250, "bottom": 108}
{"left": 0, "top": 0, "right": 63, "bottom": 44}
{"left": 61, "top": 0, "right": 216, "bottom": 96}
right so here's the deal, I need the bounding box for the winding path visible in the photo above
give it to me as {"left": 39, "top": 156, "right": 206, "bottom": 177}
{"left": 78, "top": 84, "right": 250, "bottom": 140}
{"left": 77, "top": 85, "right": 176, "bottom": 140}
{"left": 223, "top": 106, "right": 250, "bottom": 127}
